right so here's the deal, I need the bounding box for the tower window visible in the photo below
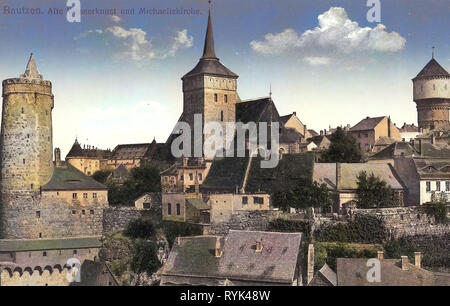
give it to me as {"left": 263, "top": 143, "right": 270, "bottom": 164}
{"left": 21, "top": 107, "right": 24, "bottom": 114}
{"left": 214, "top": 93, "right": 218, "bottom": 102}
{"left": 167, "top": 203, "right": 172, "bottom": 215}
{"left": 36, "top": 211, "right": 40, "bottom": 218}
{"left": 433, "top": 84, "right": 436, "bottom": 91}
{"left": 90, "top": 209, "right": 94, "bottom": 215}
{"left": 220, "top": 111, "right": 224, "bottom": 122}
{"left": 82, "top": 210, "right": 86, "bottom": 215}
{"left": 23, "top": 159, "right": 26, "bottom": 164}
{"left": 176, "top": 203, "right": 181, "bottom": 215}
{"left": 39, "top": 233, "right": 42, "bottom": 238}
{"left": 224, "top": 94, "right": 228, "bottom": 103}
{"left": 30, "top": 184, "right": 33, "bottom": 189}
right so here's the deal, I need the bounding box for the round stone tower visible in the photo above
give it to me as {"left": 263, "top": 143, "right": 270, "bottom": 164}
{"left": 413, "top": 54, "right": 450, "bottom": 130}
{"left": 0, "top": 54, "right": 54, "bottom": 237}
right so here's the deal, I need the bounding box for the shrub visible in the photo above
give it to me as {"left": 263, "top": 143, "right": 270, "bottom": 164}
{"left": 92, "top": 169, "right": 113, "bottom": 185}
{"left": 268, "top": 218, "right": 311, "bottom": 238}
{"left": 123, "top": 219, "right": 156, "bottom": 239}
{"left": 422, "top": 200, "right": 448, "bottom": 225}
{"left": 356, "top": 171, "right": 398, "bottom": 208}
{"left": 314, "top": 215, "right": 388, "bottom": 244}
{"left": 314, "top": 242, "right": 380, "bottom": 270}
{"left": 162, "top": 221, "right": 203, "bottom": 248}
{"left": 130, "top": 240, "right": 161, "bottom": 275}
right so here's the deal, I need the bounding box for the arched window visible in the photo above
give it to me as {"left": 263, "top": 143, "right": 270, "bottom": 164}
{"left": 167, "top": 203, "right": 172, "bottom": 215}
{"left": 176, "top": 203, "right": 181, "bottom": 215}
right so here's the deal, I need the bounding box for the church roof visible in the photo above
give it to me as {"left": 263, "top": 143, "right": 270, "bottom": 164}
{"left": 182, "top": 9, "right": 237, "bottom": 79}
{"left": 414, "top": 58, "right": 450, "bottom": 79}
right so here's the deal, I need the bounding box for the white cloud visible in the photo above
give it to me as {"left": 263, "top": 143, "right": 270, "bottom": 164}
{"left": 111, "top": 15, "right": 121, "bottom": 23}
{"left": 75, "top": 26, "right": 193, "bottom": 62}
{"left": 250, "top": 7, "right": 406, "bottom": 65}
{"left": 303, "top": 56, "right": 331, "bottom": 66}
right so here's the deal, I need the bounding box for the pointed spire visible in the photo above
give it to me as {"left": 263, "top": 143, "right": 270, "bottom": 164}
{"left": 202, "top": 2, "right": 218, "bottom": 60}
{"left": 21, "top": 53, "right": 43, "bottom": 80}
{"left": 432, "top": 46, "right": 435, "bottom": 59}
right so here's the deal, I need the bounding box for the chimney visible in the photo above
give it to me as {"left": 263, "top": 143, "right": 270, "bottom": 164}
{"left": 307, "top": 244, "right": 315, "bottom": 284}
{"left": 54, "top": 148, "right": 62, "bottom": 167}
{"left": 388, "top": 117, "right": 391, "bottom": 138}
{"left": 293, "top": 111, "right": 297, "bottom": 116}
{"left": 401, "top": 256, "right": 409, "bottom": 271}
{"left": 183, "top": 158, "right": 188, "bottom": 167}
{"left": 255, "top": 239, "right": 263, "bottom": 253}
{"left": 377, "top": 251, "right": 384, "bottom": 260}
{"left": 336, "top": 163, "right": 341, "bottom": 191}
{"left": 415, "top": 252, "right": 422, "bottom": 269}
{"left": 215, "top": 237, "right": 223, "bottom": 258}
{"left": 320, "top": 130, "right": 324, "bottom": 136}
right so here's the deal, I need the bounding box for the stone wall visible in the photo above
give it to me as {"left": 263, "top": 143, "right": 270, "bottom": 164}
{"left": 348, "top": 207, "right": 450, "bottom": 239}
{"left": 103, "top": 207, "right": 141, "bottom": 234}
{"left": 0, "top": 265, "right": 72, "bottom": 286}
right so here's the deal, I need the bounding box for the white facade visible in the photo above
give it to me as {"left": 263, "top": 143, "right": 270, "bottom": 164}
{"left": 419, "top": 179, "right": 450, "bottom": 204}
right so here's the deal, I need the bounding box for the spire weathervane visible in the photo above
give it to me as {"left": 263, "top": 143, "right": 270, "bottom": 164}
{"left": 269, "top": 84, "right": 272, "bottom": 99}
{"left": 432, "top": 46, "right": 435, "bottom": 59}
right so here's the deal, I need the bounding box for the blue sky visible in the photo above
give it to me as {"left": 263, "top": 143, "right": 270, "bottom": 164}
{"left": 0, "top": 0, "right": 449, "bottom": 156}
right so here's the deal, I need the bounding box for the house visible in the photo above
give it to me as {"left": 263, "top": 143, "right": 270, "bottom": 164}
{"left": 305, "top": 135, "right": 331, "bottom": 152}
{"left": 399, "top": 123, "right": 420, "bottom": 142}
{"left": 280, "top": 112, "right": 312, "bottom": 140}
{"left": 134, "top": 192, "right": 160, "bottom": 210}
{"left": 160, "top": 230, "right": 303, "bottom": 286}
{"left": 309, "top": 252, "right": 450, "bottom": 286}
{"left": 65, "top": 139, "right": 111, "bottom": 176}
{"left": 313, "top": 163, "right": 405, "bottom": 212}
{"left": 349, "top": 116, "right": 401, "bottom": 154}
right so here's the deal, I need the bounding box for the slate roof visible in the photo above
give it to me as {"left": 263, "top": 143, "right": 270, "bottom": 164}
{"left": 400, "top": 123, "right": 419, "bottom": 133}
{"left": 186, "top": 198, "right": 210, "bottom": 210}
{"left": 236, "top": 98, "right": 280, "bottom": 124}
{"left": 0, "top": 237, "right": 102, "bottom": 252}
{"left": 313, "top": 163, "right": 404, "bottom": 190}
{"left": 201, "top": 153, "right": 315, "bottom": 193}
{"left": 66, "top": 139, "right": 111, "bottom": 159}
{"left": 315, "top": 264, "right": 337, "bottom": 286}
{"left": 369, "top": 142, "right": 419, "bottom": 160}
{"left": 43, "top": 162, "right": 107, "bottom": 191}
{"left": 350, "top": 116, "right": 386, "bottom": 132}
{"left": 337, "top": 258, "right": 436, "bottom": 286}
{"left": 413, "top": 158, "right": 450, "bottom": 179}
{"left": 162, "top": 231, "right": 302, "bottom": 285}
{"left": 414, "top": 58, "right": 450, "bottom": 80}
{"left": 219, "top": 231, "right": 302, "bottom": 284}
{"left": 374, "top": 136, "right": 396, "bottom": 147}
{"left": 279, "top": 128, "right": 303, "bottom": 144}
{"left": 308, "top": 129, "right": 319, "bottom": 137}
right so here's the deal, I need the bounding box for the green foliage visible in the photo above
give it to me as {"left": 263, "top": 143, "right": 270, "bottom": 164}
{"left": 314, "top": 215, "right": 388, "bottom": 244}
{"left": 356, "top": 171, "right": 398, "bottom": 208}
{"left": 108, "top": 165, "right": 162, "bottom": 205}
{"left": 422, "top": 198, "right": 448, "bottom": 225}
{"left": 92, "top": 169, "right": 113, "bottom": 185}
{"left": 123, "top": 219, "right": 156, "bottom": 239}
{"left": 272, "top": 181, "right": 332, "bottom": 211}
{"left": 109, "top": 261, "right": 128, "bottom": 277}
{"left": 268, "top": 218, "right": 311, "bottom": 238}
{"left": 384, "top": 234, "right": 450, "bottom": 269}
{"left": 314, "top": 242, "right": 380, "bottom": 271}
{"left": 162, "top": 221, "right": 203, "bottom": 248}
{"left": 319, "top": 127, "right": 362, "bottom": 163}
{"left": 130, "top": 240, "right": 161, "bottom": 275}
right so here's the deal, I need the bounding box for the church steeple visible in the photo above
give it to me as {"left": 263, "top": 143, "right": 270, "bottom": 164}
{"left": 202, "top": 7, "right": 217, "bottom": 60}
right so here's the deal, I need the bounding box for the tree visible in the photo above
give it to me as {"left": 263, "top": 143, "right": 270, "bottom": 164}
{"left": 130, "top": 240, "right": 161, "bottom": 275}
{"left": 423, "top": 193, "right": 448, "bottom": 225}
{"left": 320, "top": 127, "right": 362, "bottom": 163}
{"left": 92, "top": 169, "right": 113, "bottom": 184}
{"left": 356, "top": 171, "right": 396, "bottom": 208}
{"left": 273, "top": 181, "right": 332, "bottom": 211}
{"left": 124, "top": 219, "right": 156, "bottom": 239}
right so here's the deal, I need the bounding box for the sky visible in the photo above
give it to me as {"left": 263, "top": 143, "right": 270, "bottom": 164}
{"left": 0, "top": 0, "right": 449, "bottom": 156}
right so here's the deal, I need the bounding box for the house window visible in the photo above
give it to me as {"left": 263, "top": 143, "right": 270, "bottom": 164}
{"left": 72, "top": 193, "right": 77, "bottom": 199}
{"left": 73, "top": 250, "right": 77, "bottom": 255}
{"left": 242, "top": 196, "right": 248, "bottom": 205}
{"left": 253, "top": 197, "right": 264, "bottom": 205}
{"left": 426, "top": 181, "right": 431, "bottom": 192}
{"left": 83, "top": 193, "right": 88, "bottom": 199}
{"left": 224, "top": 94, "right": 228, "bottom": 103}
{"left": 189, "top": 173, "right": 194, "bottom": 181}
{"left": 72, "top": 210, "right": 76, "bottom": 215}
{"left": 167, "top": 203, "right": 172, "bottom": 215}
{"left": 214, "top": 93, "right": 218, "bottom": 102}
{"left": 176, "top": 203, "right": 181, "bottom": 215}
{"left": 143, "top": 203, "right": 151, "bottom": 209}
{"left": 446, "top": 181, "right": 450, "bottom": 191}
{"left": 36, "top": 211, "right": 40, "bottom": 218}
{"left": 30, "top": 184, "right": 33, "bottom": 189}
{"left": 436, "top": 181, "right": 441, "bottom": 192}
{"left": 82, "top": 210, "right": 86, "bottom": 215}
{"left": 90, "top": 209, "right": 94, "bottom": 215}
{"left": 43, "top": 252, "right": 47, "bottom": 257}
{"left": 93, "top": 193, "right": 97, "bottom": 199}
{"left": 198, "top": 173, "right": 203, "bottom": 181}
